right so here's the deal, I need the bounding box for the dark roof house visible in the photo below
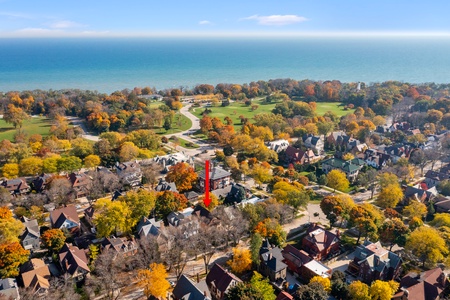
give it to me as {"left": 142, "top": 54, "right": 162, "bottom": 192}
{"left": 205, "top": 263, "right": 241, "bottom": 300}
{"left": 20, "top": 217, "right": 40, "bottom": 251}
{"left": 258, "top": 239, "right": 287, "bottom": 283}
{"left": 173, "top": 274, "right": 211, "bottom": 300}
{"left": 58, "top": 243, "right": 90, "bottom": 280}
{"left": 1, "top": 178, "right": 30, "bottom": 195}
{"left": 68, "top": 172, "right": 92, "bottom": 198}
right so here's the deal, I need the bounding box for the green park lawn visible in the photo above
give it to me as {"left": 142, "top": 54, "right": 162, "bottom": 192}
{"left": 154, "top": 113, "right": 192, "bottom": 135}
{"left": 169, "top": 137, "right": 199, "bottom": 149}
{"left": 191, "top": 100, "right": 352, "bottom": 129}
{"left": 0, "top": 116, "right": 53, "bottom": 141}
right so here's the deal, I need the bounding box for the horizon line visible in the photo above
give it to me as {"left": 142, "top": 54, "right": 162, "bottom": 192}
{"left": 1, "top": 30, "right": 450, "bottom": 38}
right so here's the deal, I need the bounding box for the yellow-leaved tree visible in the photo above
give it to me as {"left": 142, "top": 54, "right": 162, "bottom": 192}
{"left": 376, "top": 184, "right": 403, "bottom": 208}
{"left": 369, "top": 280, "right": 399, "bottom": 300}
{"left": 227, "top": 247, "right": 252, "bottom": 274}
{"left": 406, "top": 226, "right": 447, "bottom": 267}
{"left": 326, "top": 169, "right": 349, "bottom": 192}
{"left": 137, "top": 263, "right": 170, "bottom": 299}
{"left": 309, "top": 276, "right": 331, "bottom": 292}
{"left": 348, "top": 280, "right": 370, "bottom": 300}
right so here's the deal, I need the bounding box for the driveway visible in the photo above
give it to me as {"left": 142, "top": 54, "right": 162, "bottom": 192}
{"left": 283, "top": 203, "right": 328, "bottom": 234}
{"left": 65, "top": 116, "right": 100, "bottom": 142}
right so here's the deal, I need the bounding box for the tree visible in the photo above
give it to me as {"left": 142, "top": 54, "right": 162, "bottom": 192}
{"left": 70, "top": 137, "right": 94, "bottom": 158}
{"left": 357, "top": 168, "right": 378, "bottom": 199}
{"left": 1, "top": 163, "right": 19, "bottom": 179}
{"left": 379, "top": 218, "right": 409, "bottom": 250}
{"left": 119, "top": 141, "right": 139, "bottom": 162}
{"left": 227, "top": 247, "right": 252, "bottom": 274}
{"left": 430, "top": 213, "right": 450, "bottom": 228}
{"left": 250, "top": 233, "right": 263, "bottom": 265}
{"left": 3, "top": 104, "right": 29, "bottom": 128}
{"left": 165, "top": 162, "right": 198, "bottom": 193}
{"left": 409, "top": 149, "right": 428, "bottom": 176}
{"left": 438, "top": 180, "right": 450, "bottom": 196}
{"left": 348, "top": 281, "right": 370, "bottom": 300}
{"left": 378, "top": 172, "right": 399, "bottom": 189}
{"left": 41, "top": 229, "right": 66, "bottom": 253}
{"left": 310, "top": 276, "right": 331, "bottom": 293}
{"left": 406, "top": 226, "right": 447, "bottom": 267}
{"left": 251, "top": 164, "right": 273, "bottom": 187}
{"left": 46, "top": 177, "right": 75, "bottom": 206}
{"left": 272, "top": 181, "right": 308, "bottom": 216}
{"left": 318, "top": 174, "right": 328, "bottom": 186}
{"left": 349, "top": 203, "right": 384, "bottom": 243}
{"left": 118, "top": 189, "right": 156, "bottom": 225}
{"left": 42, "top": 155, "right": 60, "bottom": 173}
{"left": 84, "top": 154, "right": 101, "bottom": 168}
{"left": 254, "top": 218, "right": 286, "bottom": 246}
{"left": 296, "top": 282, "right": 329, "bottom": 300}
{"left": 155, "top": 191, "right": 188, "bottom": 219}
{"left": 0, "top": 207, "right": 24, "bottom": 244}
{"left": 125, "top": 129, "right": 160, "bottom": 150}
{"left": 19, "top": 156, "right": 43, "bottom": 176}
{"left": 0, "top": 242, "right": 29, "bottom": 278}
{"left": 137, "top": 263, "right": 170, "bottom": 299}
{"left": 376, "top": 184, "right": 403, "bottom": 208}
{"left": 249, "top": 271, "right": 276, "bottom": 300}
{"left": 93, "top": 198, "right": 134, "bottom": 238}
{"left": 326, "top": 170, "right": 349, "bottom": 192}
{"left": 57, "top": 156, "right": 82, "bottom": 172}
{"left": 402, "top": 200, "right": 427, "bottom": 219}
{"left": 200, "top": 116, "right": 213, "bottom": 134}
{"left": 369, "top": 280, "right": 399, "bottom": 300}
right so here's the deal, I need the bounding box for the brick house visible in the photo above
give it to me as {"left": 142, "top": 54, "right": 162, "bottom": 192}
{"left": 68, "top": 172, "right": 92, "bottom": 198}
{"left": 347, "top": 241, "right": 402, "bottom": 284}
{"left": 282, "top": 244, "right": 312, "bottom": 275}
{"left": 198, "top": 166, "right": 231, "bottom": 192}
{"left": 285, "top": 146, "right": 320, "bottom": 165}
{"left": 206, "top": 263, "right": 241, "bottom": 300}
{"left": 301, "top": 224, "right": 340, "bottom": 261}
{"left": 1, "top": 178, "right": 30, "bottom": 196}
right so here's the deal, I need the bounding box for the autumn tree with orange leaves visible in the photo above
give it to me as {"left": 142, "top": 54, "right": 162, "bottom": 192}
{"left": 165, "top": 162, "right": 198, "bottom": 193}
{"left": 0, "top": 242, "right": 29, "bottom": 278}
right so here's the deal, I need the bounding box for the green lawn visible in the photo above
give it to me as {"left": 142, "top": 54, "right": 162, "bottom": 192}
{"left": 191, "top": 100, "right": 353, "bottom": 129}
{"left": 191, "top": 99, "right": 277, "bottom": 130}
{"left": 315, "top": 102, "right": 354, "bottom": 117}
{"left": 0, "top": 116, "right": 53, "bottom": 141}
{"left": 169, "top": 136, "right": 199, "bottom": 149}
{"left": 154, "top": 113, "right": 192, "bottom": 135}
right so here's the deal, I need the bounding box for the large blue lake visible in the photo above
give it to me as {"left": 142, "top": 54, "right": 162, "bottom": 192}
{"left": 1, "top": 37, "right": 450, "bottom": 93}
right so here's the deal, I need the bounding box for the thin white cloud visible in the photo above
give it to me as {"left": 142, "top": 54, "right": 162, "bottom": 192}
{"left": 48, "top": 20, "right": 86, "bottom": 29}
{"left": 199, "top": 20, "right": 213, "bottom": 25}
{"left": 0, "top": 11, "right": 33, "bottom": 19}
{"left": 242, "top": 14, "right": 308, "bottom": 26}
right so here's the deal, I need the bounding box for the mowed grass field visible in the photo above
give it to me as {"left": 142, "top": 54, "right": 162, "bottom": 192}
{"left": 0, "top": 116, "right": 53, "bottom": 141}
{"left": 191, "top": 100, "right": 353, "bottom": 129}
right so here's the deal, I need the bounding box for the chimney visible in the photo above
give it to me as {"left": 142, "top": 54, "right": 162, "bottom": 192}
{"left": 197, "top": 273, "right": 200, "bottom": 283}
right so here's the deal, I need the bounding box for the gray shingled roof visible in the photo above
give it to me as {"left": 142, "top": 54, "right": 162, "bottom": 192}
{"left": 198, "top": 167, "right": 231, "bottom": 180}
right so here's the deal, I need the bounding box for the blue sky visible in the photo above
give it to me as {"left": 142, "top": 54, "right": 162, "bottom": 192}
{"left": 1, "top": 0, "right": 450, "bottom": 37}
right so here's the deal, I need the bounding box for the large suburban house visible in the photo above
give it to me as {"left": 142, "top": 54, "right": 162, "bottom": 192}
{"left": 424, "top": 170, "right": 450, "bottom": 189}
{"left": 20, "top": 258, "right": 51, "bottom": 295}
{"left": 20, "top": 217, "right": 40, "bottom": 251}
{"left": 59, "top": 243, "right": 90, "bottom": 281}
{"left": 198, "top": 166, "right": 231, "bottom": 192}
{"left": 153, "top": 152, "right": 193, "bottom": 173}
{"left": 321, "top": 157, "right": 365, "bottom": 182}
{"left": 50, "top": 206, "right": 81, "bottom": 234}
{"left": 285, "top": 146, "right": 320, "bottom": 165}
{"left": 115, "top": 161, "right": 142, "bottom": 187}
{"left": 302, "top": 134, "right": 324, "bottom": 154}
{"left": 101, "top": 237, "right": 138, "bottom": 257}
{"left": 32, "top": 173, "right": 52, "bottom": 193}
{"left": 267, "top": 139, "right": 290, "bottom": 153}
{"left": 302, "top": 224, "right": 340, "bottom": 261}
{"left": 1, "top": 178, "right": 30, "bottom": 196}
{"left": 206, "top": 263, "right": 241, "bottom": 300}
{"left": 68, "top": 172, "right": 92, "bottom": 198}
{"left": 392, "top": 267, "right": 447, "bottom": 300}
{"left": 258, "top": 239, "right": 287, "bottom": 283}
{"left": 347, "top": 241, "right": 402, "bottom": 284}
